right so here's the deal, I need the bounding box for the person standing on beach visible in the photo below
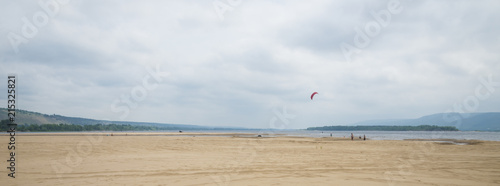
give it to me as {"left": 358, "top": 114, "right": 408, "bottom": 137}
{"left": 363, "top": 135, "right": 366, "bottom": 140}
{"left": 351, "top": 133, "right": 354, "bottom": 140}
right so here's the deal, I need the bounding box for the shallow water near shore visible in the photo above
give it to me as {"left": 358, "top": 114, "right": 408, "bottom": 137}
{"left": 18, "top": 130, "right": 500, "bottom": 141}
{"left": 283, "top": 130, "right": 500, "bottom": 141}
{"left": 167, "top": 130, "right": 500, "bottom": 141}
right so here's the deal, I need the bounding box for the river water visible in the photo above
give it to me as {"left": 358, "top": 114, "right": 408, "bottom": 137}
{"left": 282, "top": 130, "right": 500, "bottom": 141}
{"left": 20, "top": 130, "right": 500, "bottom": 141}
{"left": 180, "top": 130, "right": 500, "bottom": 141}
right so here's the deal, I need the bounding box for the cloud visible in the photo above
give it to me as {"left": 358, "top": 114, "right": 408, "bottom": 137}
{"left": 0, "top": 0, "right": 499, "bottom": 128}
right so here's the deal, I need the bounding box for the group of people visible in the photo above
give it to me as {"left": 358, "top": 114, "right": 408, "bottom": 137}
{"left": 350, "top": 133, "right": 366, "bottom": 140}
{"left": 325, "top": 132, "right": 367, "bottom": 140}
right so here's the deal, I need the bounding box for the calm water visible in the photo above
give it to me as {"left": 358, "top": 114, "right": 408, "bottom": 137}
{"left": 282, "top": 130, "right": 500, "bottom": 141}
{"left": 177, "top": 129, "right": 500, "bottom": 141}
{"left": 20, "top": 130, "right": 500, "bottom": 141}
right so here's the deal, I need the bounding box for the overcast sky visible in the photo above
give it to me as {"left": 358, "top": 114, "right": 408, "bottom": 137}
{"left": 1, "top": 0, "right": 499, "bottom": 129}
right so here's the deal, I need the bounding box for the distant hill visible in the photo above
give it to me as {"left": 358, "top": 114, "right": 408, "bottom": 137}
{"left": 0, "top": 108, "right": 223, "bottom": 130}
{"left": 3, "top": 108, "right": 499, "bottom": 131}
{"left": 351, "top": 112, "right": 500, "bottom": 131}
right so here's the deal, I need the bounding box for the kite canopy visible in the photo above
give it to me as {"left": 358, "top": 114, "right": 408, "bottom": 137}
{"left": 311, "top": 92, "right": 318, "bottom": 100}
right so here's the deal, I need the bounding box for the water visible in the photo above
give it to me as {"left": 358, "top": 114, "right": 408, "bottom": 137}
{"left": 290, "top": 131, "right": 500, "bottom": 141}
{"left": 279, "top": 130, "right": 500, "bottom": 141}
{"left": 19, "top": 130, "right": 500, "bottom": 141}
{"left": 174, "top": 129, "right": 500, "bottom": 141}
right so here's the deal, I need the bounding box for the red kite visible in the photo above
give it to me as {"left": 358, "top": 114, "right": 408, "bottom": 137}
{"left": 311, "top": 92, "right": 318, "bottom": 100}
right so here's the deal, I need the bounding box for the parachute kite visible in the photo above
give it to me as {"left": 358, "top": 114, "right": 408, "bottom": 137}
{"left": 310, "top": 92, "right": 318, "bottom": 100}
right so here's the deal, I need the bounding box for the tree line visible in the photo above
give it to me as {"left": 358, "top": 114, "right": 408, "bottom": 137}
{"left": 0, "top": 120, "right": 179, "bottom": 132}
{"left": 307, "top": 125, "right": 459, "bottom": 131}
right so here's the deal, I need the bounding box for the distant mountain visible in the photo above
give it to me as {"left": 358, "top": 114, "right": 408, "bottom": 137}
{"left": 352, "top": 112, "right": 500, "bottom": 131}
{"left": 0, "top": 108, "right": 226, "bottom": 130}
{"left": 3, "top": 108, "right": 499, "bottom": 131}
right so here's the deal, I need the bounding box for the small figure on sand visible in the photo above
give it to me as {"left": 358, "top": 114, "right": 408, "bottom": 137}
{"left": 351, "top": 133, "right": 354, "bottom": 140}
{"left": 363, "top": 135, "right": 366, "bottom": 140}
{"left": 330, "top": 133, "right": 332, "bottom": 137}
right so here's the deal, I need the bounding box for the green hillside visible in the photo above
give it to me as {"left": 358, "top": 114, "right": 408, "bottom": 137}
{"left": 0, "top": 108, "right": 210, "bottom": 130}
{"left": 0, "top": 108, "right": 98, "bottom": 125}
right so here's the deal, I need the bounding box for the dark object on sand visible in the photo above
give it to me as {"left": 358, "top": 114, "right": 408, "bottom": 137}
{"left": 351, "top": 133, "right": 354, "bottom": 140}
{"left": 363, "top": 135, "right": 366, "bottom": 140}
{"left": 257, "top": 135, "right": 262, "bottom": 137}
{"left": 179, "top": 130, "right": 182, "bottom": 133}
{"left": 359, "top": 136, "right": 362, "bottom": 139}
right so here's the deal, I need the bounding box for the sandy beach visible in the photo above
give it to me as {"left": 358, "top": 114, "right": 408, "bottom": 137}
{"left": 1, "top": 132, "right": 500, "bottom": 185}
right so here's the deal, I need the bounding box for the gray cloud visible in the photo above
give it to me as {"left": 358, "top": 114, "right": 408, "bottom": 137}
{"left": 0, "top": 0, "right": 499, "bottom": 128}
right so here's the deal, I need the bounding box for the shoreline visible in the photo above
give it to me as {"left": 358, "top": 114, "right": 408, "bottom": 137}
{"left": 1, "top": 131, "right": 499, "bottom": 142}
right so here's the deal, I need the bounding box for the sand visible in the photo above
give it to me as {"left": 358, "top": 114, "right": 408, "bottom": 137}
{"left": 1, "top": 132, "right": 500, "bottom": 186}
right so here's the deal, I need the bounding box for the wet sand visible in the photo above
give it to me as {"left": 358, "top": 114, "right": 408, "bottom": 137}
{"left": 1, "top": 132, "right": 500, "bottom": 185}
